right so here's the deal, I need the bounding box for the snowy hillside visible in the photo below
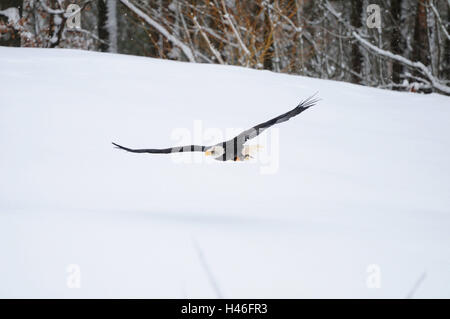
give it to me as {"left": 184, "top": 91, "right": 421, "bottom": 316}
{"left": 0, "top": 47, "right": 449, "bottom": 298}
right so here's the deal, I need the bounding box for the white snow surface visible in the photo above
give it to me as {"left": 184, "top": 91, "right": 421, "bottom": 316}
{"left": 0, "top": 47, "right": 449, "bottom": 298}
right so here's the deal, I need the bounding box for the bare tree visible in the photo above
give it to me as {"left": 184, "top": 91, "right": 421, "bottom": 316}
{"left": 350, "top": 0, "right": 363, "bottom": 84}
{"left": 413, "top": 0, "right": 430, "bottom": 67}
{"left": 390, "top": 0, "right": 403, "bottom": 84}
{"left": 97, "top": 0, "right": 109, "bottom": 51}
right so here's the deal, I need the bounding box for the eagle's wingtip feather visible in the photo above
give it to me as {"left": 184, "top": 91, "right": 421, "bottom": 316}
{"left": 112, "top": 142, "right": 125, "bottom": 150}
{"left": 298, "top": 92, "right": 320, "bottom": 110}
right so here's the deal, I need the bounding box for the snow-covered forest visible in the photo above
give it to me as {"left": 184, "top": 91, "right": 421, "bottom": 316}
{"left": 1, "top": 0, "right": 449, "bottom": 94}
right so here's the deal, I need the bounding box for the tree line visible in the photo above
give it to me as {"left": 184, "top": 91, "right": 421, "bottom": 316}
{"left": 1, "top": 0, "right": 449, "bottom": 94}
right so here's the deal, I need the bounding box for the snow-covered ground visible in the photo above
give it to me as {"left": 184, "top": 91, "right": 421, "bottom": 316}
{"left": 0, "top": 47, "right": 449, "bottom": 298}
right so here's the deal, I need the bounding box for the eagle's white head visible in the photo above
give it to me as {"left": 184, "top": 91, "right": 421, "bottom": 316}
{"left": 205, "top": 145, "right": 224, "bottom": 158}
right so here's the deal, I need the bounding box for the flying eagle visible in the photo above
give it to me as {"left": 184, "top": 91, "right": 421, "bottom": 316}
{"left": 112, "top": 95, "right": 318, "bottom": 161}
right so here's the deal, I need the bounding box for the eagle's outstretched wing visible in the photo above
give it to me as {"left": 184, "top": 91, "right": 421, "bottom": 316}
{"left": 112, "top": 142, "right": 208, "bottom": 153}
{"left": 233, "top": 93, "right": 319, "bottom": 144}
{"left": 112, "top": 94, "right": 318, "bottom": 157}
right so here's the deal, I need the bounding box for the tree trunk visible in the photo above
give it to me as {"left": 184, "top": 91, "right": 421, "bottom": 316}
{"left": 390, "top": 0, "right": 402, "bottom": 84}
{"left": 443, "top": 3, "right": 450, "bottom": 81}
{"left": 350, "top": 0, "right": 362, "bottom": 84}
{"left": 97, "top": 0, "right": 109, "bottom": 52}
{"left": 263, "top": 6, "right": 273, "bottom": 71}
{"left": 412, "top": 0, "right": 430, "bottom": 66}
{"left": 0, "top": 0, "right": 22, "bottom": 47}
{"left": 106, "top": 0, "right": 118, "bottom": 53}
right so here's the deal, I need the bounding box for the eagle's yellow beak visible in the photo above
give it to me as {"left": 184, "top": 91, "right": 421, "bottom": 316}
{"left": 205, "top": 151, "right": 212, "bottom": 156}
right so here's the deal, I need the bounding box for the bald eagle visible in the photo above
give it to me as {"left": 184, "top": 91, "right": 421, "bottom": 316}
{"left": 112, "top": 94, "right": 318, "bottom": 161}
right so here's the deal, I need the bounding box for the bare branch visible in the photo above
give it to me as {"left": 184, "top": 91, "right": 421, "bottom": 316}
{"left": 353, "top": 32, "right": 450, "bottom": 94}
{"left": 429, "top": 1, "right": 450, "bottom": 41}
{"left": 192, "top": 238, "right": 223, "bottom": 298}
{"left": 193, "top": 16, "right": 224, "bottom": 64}
{"left": 220, "top": 0, "right": 250, "bottom": 60}
{"left": 323, "top": 0, "right": 450, "bottom": 95}
{"left": 406, "top": 272, "right": 426, "bottom": 299}
{"left": 38, "top": 0, "right": 64, "bottom": 14}
{"left": 67, "top": 28, "right": 108, "bottom": 45}
{"left": 119, "top": 0, "right": 196, "bottom": 62}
